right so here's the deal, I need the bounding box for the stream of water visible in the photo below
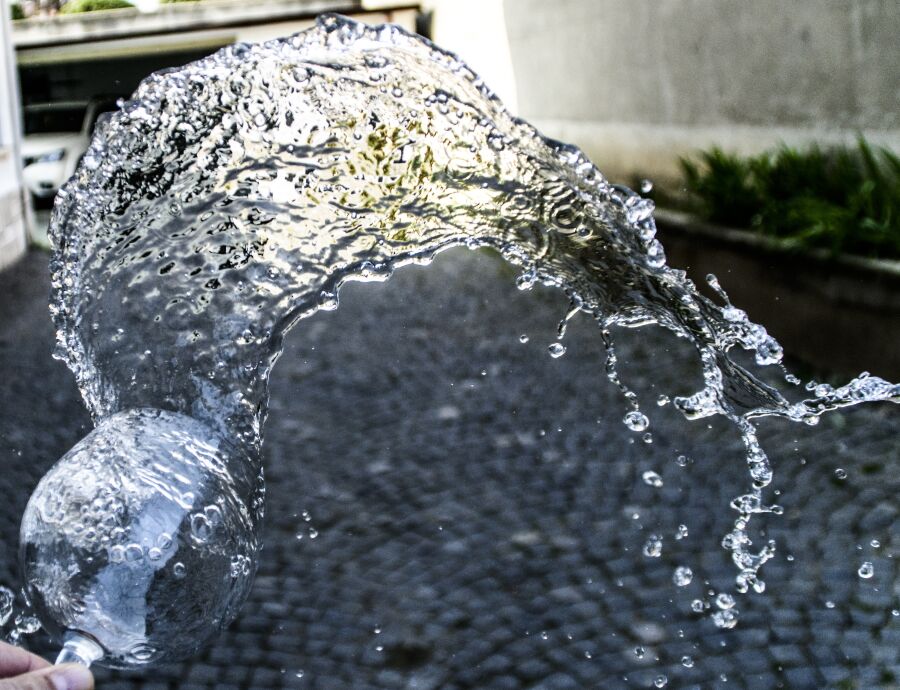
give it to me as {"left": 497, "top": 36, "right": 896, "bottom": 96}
{"left": 4, "top": 12, "right": 898, "bottom": 673}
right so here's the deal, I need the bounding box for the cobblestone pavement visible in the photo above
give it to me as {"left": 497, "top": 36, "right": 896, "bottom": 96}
{"left": 0, "top": 249, "right": 897, "bottom": 689}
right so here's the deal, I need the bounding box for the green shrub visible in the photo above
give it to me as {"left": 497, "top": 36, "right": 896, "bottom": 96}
{"left": 160, "top": 0, "right": 203, "bottom": 3}
{"left": 680, "top": 140, "right": 900, "bottom": 260}
{"left": 60, "top": 0, "right": 133, "bottom": 13}
{"left": 11, "top": 3, "right": 25, "bottom": 19}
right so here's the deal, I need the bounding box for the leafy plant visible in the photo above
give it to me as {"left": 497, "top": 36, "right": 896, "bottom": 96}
{"left": 60, "top": 0, "right": 133, "bottom": 13}
{"left": 11, "top": 3, "right": 25, "bottom": 19}
{"left": 679, "top": 139, "right": 900, "bottom": 260}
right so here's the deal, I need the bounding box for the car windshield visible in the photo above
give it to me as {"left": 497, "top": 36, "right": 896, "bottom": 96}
{"left": 24, "top": 105, "right": 87, "bottom": 135}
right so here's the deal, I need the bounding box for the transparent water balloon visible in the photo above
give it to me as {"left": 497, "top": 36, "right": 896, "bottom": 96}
{"left": 20, "top": 409, "right": 263, "bottom": 669}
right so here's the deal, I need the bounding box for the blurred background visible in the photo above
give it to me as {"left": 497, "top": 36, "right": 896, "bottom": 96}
{"left": 0, "top": 1, "right": 898, "bottom": 688}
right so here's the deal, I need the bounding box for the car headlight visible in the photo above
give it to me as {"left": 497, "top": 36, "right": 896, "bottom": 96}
{"left": 35, "top": 149, "right": 66, "bottom": 164}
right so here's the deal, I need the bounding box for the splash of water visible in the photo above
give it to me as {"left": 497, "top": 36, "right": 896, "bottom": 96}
{"left": 31, "top": 12, "right": 899, "bottom": 647}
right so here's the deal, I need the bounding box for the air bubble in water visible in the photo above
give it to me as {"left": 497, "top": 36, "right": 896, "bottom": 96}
{"left": 682, "top": 655, "right": 694, "bottom": 668}
{"left": 654, "top": 675, "right": 668, "bottom": 688}
{"left": 691, "top": 599, "right": 705, "bottom": 613}
{"left": 834, "top": 468, "right": 847, "bottom": 480}
{"left": 519, "top": 334, "right": 529, "bottom": 344}
{"left": 858, "top": 561, "right": 874, "bottom": 579}
{"left": 640, "top": 179, "right": 653, "bottom": 193}
{"left": 633, "top": 646, "right": 644, "bottom": 659}
{"left": 675, "top": 524, "right": 688, "bottom": 540}
{"left": 673, "top": 566, "right": 693, "bottom": 586}
{"left": 656, "top": 394, "right": 669, "bottom": 406}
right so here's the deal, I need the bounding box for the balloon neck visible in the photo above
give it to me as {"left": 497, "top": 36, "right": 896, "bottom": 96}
{"left": 55, "top": 631, "right": 104, "bottom": 668}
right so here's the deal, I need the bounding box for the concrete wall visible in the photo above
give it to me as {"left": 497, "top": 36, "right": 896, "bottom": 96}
{"left": 0, "top": 6, "right": 29, "bottom": 272}
{"left": 497, "top": 0, "right": 900, "bottom": 186}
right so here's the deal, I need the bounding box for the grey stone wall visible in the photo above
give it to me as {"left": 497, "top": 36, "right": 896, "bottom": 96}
{"left": 502, "top": 0, "right": 900, "bottom": 184}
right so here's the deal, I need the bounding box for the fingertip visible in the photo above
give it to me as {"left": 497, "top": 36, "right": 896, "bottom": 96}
{"left": 47, "top": 663, "right": 94, "bottom": 690}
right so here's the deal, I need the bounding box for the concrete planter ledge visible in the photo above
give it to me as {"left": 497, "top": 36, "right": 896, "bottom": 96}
{"left": 654, "top": 208, "right": 900, "bottom": 380}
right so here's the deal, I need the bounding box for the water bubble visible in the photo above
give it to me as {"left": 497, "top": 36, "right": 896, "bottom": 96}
{"left": 654, "top": 675, "right": 668, "bottom": 688}
{"left": 674, "top": 455, "right": 691, "bottom": 467}
{"left": 690, "top": 599, "right": 705, "bottom": 613}
{"left": 640, "top": 179, "right": 653, "bottom": 194}
{"left": 641, "top": 470, "right": 663, "bottom": 487}
{"left": 14, "top": 614, "right": 41, "bottom": 635}
{"left": 858, "top": 561, "right": 874, "bottom": 579}
{"left": 173, "top": 562, "right": 187, "bottom": 579}
{"left": 540, "top": 630, "right": 549, "bottom": 640}
{"left": 633, "top": 646, "right": 644, "bottom": 659}
{"left": 675, "top": 524, "right": 689, "bottom": 540}
{"left": 834, "top": 468, "right": 847, "bottom": 480}
{"left": 681, "top": 655, "right": 694, "bottom": 668}
{"left": 656, "top": 394, "right": 669, "bottom": 406}
{"left": 673, "top": 566, "right": 693, "bottom": 586}
{"left": 547, "top": 342, "right": 566, "bottom": 358}
{"left": 623, "top": 411, "right": 649, "bottom": 432}
{"left": 642, "top": 432, "right": 653, "bottom": 444}
{"left": 519, "top": 334, "right": 529, "bottom": 343}
{"left": 870, "top": 539, "right": 880, "bottom": 548}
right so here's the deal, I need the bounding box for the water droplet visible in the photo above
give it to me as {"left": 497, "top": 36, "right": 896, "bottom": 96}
{"left": 642, "top": 535, "right": 663, "bottom": 558}
{"left": 681, "top": 655, "right": 694, "bottom": 668}
{"left": 870, "top": 539, "right": 880, "bottom": 548}
{"left": 623, "top": 411, "right": 649, "bottom": 432}
{"left": 673, "top": 566, "right": 693, "bottom": 587}
{"left": 690, "top": 599, "right": 705, "bottom": 613}
{"left": 715, "top": 593, "right": 735, "bottom": 609}
{"left": 633, "top": 646, "right": 644, "bottom": 659}
{"left": 519, "top": 334, "right": 529, "bottom": 344}
{"left": 642, "top": 470, "right": 663, "bottom": 487}
{"left": 640, "top": 179, "right": 653, "bottom": 193}
{"left": 656, "top": 394, "right": 669, "bottom": 406}
{"left": 712, "top": 608, "right": 739, "bottom": 629}
{"left": 834, "top": 468, "right": 847, "bottom": 480}
{"left": 173, "top": 562, "right": 186, "bottom": 578}
{"left": 14, "top": 614, "right": 41, "bottom": 635}
{"left": 675, "top": 454, "right": 691, "bottom": 467}
{"left": 547, "top": 342, "right": 566, "bottom": 358}
{"left": 654, "top": 675, "right": 668, "bottom": 688}
{"left": 858, "top": 561, "right": 874, "bottom": 579}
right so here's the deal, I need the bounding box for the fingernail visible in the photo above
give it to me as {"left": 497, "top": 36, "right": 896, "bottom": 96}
{"left": 50, "top": 663, "right": 94, "bottom": 690}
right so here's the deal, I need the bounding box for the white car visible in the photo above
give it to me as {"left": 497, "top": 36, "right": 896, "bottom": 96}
{"left": 21, "top": 99, "right": 118, "bottom": 201}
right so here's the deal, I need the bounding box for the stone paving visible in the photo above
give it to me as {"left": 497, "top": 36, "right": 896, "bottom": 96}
{"left": 0, "top": 249, "right": 897, "bottom": 689}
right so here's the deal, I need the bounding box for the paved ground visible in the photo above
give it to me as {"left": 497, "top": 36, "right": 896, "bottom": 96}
{"left": 0, "top": 249, "right": 897, "bottom": 689}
